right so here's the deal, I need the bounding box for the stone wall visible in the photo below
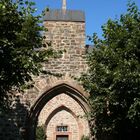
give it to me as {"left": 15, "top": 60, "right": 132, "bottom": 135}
{"left": 43, "top": 21, "right": 87, "bottom": 76}
{"left": 0, "top": 94, "right": 29, "bottom": 140}
{"left": 0, "top": 19, "right": 90, "bottom": 140}
{"left": 24, "top": 21, "right": 87, "bottom": 106}
{"left": 25, "top": 20, "right": 90, "bottom": 140}
{"left": 47, "top": 110, "right": 79, "bottom": 140}
{"left": 24, "top": 20, "right": 88, "bottom": 107}
{"left": 38, "top": 93, "right": 90, "bottom": 140}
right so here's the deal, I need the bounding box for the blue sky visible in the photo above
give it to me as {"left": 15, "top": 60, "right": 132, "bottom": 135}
{"left": 33, "top": 0, "right": 140, "bottom": 42}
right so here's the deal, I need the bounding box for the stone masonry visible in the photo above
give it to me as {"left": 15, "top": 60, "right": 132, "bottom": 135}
{"left": 38, "top": 93, "right": 89, "bottom": 140}
{"left": 32, "top": 10, "right": 90, "bottom": 140}
{"left": 0, "top": 8, "right": 91, "bottom": 140}
{"left": 43, "top": 20, "right": 87, "bottom": 76}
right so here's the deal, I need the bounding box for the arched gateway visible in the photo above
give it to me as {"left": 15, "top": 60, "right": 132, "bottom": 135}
{"left": 27, "top": 82, "right": 90, "bottom": 140}
{"left": 0, "top": 1, "right": 92, "bottom": 140}
{"left": 25, "top": 2, "right": 91, "bottom": 139}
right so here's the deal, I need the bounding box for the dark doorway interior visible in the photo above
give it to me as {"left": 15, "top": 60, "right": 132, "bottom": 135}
{"left": 56, "top": 135, "right": 68, "bottom": 140}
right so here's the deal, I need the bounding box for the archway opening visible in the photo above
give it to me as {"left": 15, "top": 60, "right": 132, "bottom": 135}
{"left": 26, "top": 83, "right": 90, "bottom": 140}
{"left": 45, "top": 106, "right": 79, "bottom": 140}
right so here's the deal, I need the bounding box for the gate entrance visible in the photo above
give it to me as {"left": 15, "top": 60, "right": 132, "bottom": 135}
{"left": 27, "top": 83, "right": 90, "bottom": 140}
{"left": 56, "top": 135, "right": 68, "bottom": 140}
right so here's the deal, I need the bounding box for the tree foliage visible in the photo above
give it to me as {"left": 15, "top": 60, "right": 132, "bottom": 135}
{"left": 0, "top": 0, "right": 58, "bottom": 109}
{"left": 81, "top": 135, "right": 90, "bottom": 140}
{"left": 36, "top": 125, "right": 46, "bottom": 140}
{"left": 80, "top": 2, "right": 140, "bottom": 140}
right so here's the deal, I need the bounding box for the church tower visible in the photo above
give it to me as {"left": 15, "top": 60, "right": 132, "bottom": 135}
{"left": 44, "top": 0, "right": 85, "bottom": 53}
{"left": 35, "top": 1, "right": 90, "bottom": 140}
{"left": 26, "top": 1, "right": 90, "bottom": 140}
{"left": 0, "top": 1, "right": 91, "bottom": 140}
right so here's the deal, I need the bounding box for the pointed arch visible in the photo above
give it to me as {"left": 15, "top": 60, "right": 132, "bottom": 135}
{"left": 26, "top": 83, "right": 90, "bottom": 140}
{"left": 45, "top": 105, "right": 79, "bottom": 128}
{"left": 45, "top": 105, "right": 82, "bottom": 140}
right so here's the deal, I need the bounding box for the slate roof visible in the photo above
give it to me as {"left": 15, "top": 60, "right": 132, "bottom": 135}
{"left": 44, "top": 9, "right": 85, "bottom": 22}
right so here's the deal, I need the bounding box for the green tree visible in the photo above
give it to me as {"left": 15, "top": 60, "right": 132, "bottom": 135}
{"left": 36, "top": 125, "right": 46, "bottom": 140}
{"left": 0, "top": 0, "right": 58, "bottom": 109}
{"left": 80, "top": 2, "right": 140, "bottom": 140}
{"left": 81, "top": 135, "right": 90, "bottom": 140}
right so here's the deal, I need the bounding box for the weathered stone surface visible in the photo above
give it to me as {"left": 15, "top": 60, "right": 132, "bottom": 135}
{"left": 38, "top": 93, "right": 89, "bottom": 140}
{"left": 0, "top": 10, "right": 90, "bottom": 140}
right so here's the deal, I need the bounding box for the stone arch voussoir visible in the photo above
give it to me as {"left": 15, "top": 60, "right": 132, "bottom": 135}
{"left": 26, "top": 82, "right": 90, "bottom": 140}
{"left": 30, "top": 75, "right": 89, "bottom": 107}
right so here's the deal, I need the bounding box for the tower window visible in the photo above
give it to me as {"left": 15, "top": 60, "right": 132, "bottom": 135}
{"left": 56, "top": 126, "right": 68, "bottom": 132}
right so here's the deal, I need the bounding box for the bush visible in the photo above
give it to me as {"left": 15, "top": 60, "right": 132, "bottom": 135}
{"left": 81, "top": 135, "right": 90, "bottom": 140}
{"left": 36, "top": 125, "right": 46, "bottom": 140}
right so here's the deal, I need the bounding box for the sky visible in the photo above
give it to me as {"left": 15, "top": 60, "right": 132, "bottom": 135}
{"left": 33, "top": 0, "right": 140, "bottom": 43}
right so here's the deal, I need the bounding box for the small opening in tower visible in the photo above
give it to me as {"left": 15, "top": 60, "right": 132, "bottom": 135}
{"left": 56, "top": 126, "right": 68, "bottom": 132}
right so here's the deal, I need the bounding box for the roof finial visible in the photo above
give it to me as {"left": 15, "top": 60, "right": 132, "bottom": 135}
{"left": 62, "top": 0, "right": 66, "bottom": 10}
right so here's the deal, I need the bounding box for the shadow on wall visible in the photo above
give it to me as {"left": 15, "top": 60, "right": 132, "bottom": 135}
{"left": 0, "top": 96, "right": 28, "bottom": 140}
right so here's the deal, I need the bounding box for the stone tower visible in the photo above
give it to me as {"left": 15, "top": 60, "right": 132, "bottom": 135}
{"left": 43, "top": 8, "right": 86, "bottom": 76}
{"left": 31, "top": 3, "right": 90, "bottom": 140}
{"left": 31, "top": 2, "right": 90, "bottom": 140}
{"left": 0, "top": 2, "right": 90, "bottom": 140}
